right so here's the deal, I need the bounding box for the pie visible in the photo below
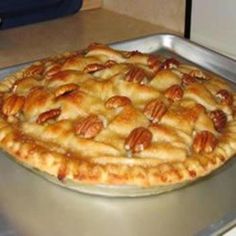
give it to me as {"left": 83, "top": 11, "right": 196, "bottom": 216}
{"left": 0, "top": 43, "right": 236, "bottom": 191}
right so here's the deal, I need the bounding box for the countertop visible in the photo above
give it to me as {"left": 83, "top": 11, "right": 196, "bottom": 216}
{"left": 0, "top": 9, "right": 177, "bottom": 69}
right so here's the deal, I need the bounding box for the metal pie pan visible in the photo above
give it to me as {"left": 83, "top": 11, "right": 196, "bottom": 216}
{"left": 1, "top": 34, "right": 236, "bottom": 197}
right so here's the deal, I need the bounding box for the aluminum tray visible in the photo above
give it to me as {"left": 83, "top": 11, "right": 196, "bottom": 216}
{"left": 0, "top": 34, "right": 236, "bottom": 236}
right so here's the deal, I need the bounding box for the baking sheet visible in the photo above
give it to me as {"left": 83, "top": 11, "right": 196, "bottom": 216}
{"left": 0, "top": 34, "right": 236, "bottom": 235}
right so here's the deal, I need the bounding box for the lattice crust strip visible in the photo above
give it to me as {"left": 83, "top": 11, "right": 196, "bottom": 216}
{"left": 0, "top": 43, "right": 236, "bottom": 187}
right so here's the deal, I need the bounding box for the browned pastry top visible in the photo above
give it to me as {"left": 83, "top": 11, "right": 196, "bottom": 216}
{"left": 0, "top": 43, "right": 235, "bottom": 187}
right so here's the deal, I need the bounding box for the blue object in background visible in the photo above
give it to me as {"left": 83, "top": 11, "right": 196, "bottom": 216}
{"left": 0, "top": 0, "right": 83, "bottom": 29}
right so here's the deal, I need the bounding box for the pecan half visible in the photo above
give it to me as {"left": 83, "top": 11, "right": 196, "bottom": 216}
{"left": 123, "top": 50, "right": 142, "bottom": 58}
{"left": 189, "top": 69, "right": 207, "bottom": 80}
{"left": 54, "top": 83, "right": 79, "bottom": 98}
{"left": 83, "top": 63, "right": 105, "bottom": 73}
{"left": 2, "top": 94, "right": 25, "bottom": 116}
{"left": 143, "top": 100, "right": 167, "bottom": 123}
{"left": 182, "top": 73, "right": 197, "bottom": 86}
{"left": 36, "top": 108, "right": 61, "bottom": 124}
{"left": 147, "top": 55, "right": 161, "bottom": 72}
{"left": 125, "top": 67, "right": 149, "bottom": 85}
{"left": 104, "top": 60, "right": 117, "bottom": 67}
{"left": 160, "top": 58, "right": 180, "bottom": 70}
{"left": 209, "top": 109, "right": 227, "bottom": 132}
{"left": 192, "top": 131, "right": 217, "bottom": 153}
{"left": 164, "top": 84, "right": 183, "bottom": 101}
{"left": 215, "top": 89, "right": 233, "bottom": 106}
{"left": 87, "top": 42, "right": 104, "bottom": 51}
{"left": 75, "top": 115, "right": 103, "bottom": 139}
{"left": 124, "top": 127, "right": 152, "bottom": 153}
{"left": 105, "top": 95, "right": 131, "bottom": 109}
{"left": 45, "top": 63, "right": 62, "bottom": 77}
{"left": 23, "top": 64, "right": 45, "bottom": 78}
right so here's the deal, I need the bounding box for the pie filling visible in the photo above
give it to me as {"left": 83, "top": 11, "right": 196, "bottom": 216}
{"left": 0, "top": 43, "right": 235, "bottom": 187}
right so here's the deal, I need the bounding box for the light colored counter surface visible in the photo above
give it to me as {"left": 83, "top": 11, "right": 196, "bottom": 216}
{"left": 0, "top": 9, "right": 177, "bottom": 69}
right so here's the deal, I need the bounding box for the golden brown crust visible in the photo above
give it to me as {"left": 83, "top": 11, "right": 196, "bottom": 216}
{"left": 0, "top": 44, "right": 236, "bottom": 188}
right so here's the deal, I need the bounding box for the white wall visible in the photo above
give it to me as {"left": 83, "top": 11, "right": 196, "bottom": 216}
{"left": 103, "top": 0, "right": 185, "bottom": 33}
{"left": 191, "top": 0, "right": 236, "bottom": 59}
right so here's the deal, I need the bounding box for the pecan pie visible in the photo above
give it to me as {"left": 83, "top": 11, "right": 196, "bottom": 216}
{"left": 0, "top": 43, "right": 236, "bottom": 190}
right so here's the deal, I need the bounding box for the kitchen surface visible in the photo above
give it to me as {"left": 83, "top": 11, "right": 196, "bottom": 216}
{"left": 0, "top": 8, "right": 178, "bottom": 69}
{"left": 0, "top": 1, "right": 236, "bottom": 236}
